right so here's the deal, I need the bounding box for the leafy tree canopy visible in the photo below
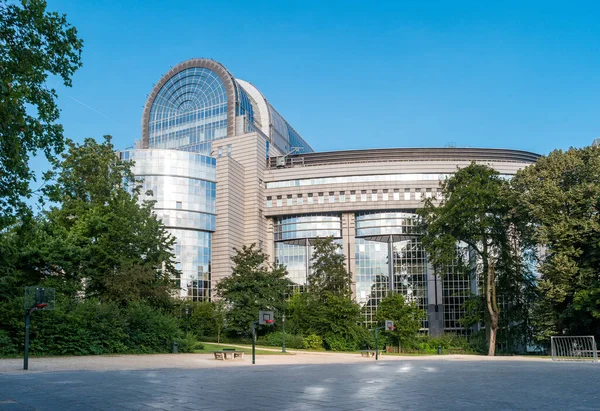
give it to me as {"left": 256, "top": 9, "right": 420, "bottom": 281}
{"left": 216, "top": 244, "right": 291, "bottom": 337}
{"left": 0, "top": 136, "right": 178, "bottom": 308}
{"left": 375, "top": 293, "right": 425, "bottom": 350}
{"left": 308, "top": 237, "right": 353, "bottom": 300}
{"left": 287, "top": 237, "right": 365, "bottom": 350}
{"left": 511, "top": 146, "right": 600, "bottom": 340}
{"left": 0, "top": 0, "right": 83, "bottom": 229}
{"left": 419, "top": 162, "right": 529, "bottom": 355}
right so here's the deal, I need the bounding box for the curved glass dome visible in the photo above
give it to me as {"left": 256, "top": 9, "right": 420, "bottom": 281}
{"left": 148, "top": 67, "right": 228, "bottom": 153}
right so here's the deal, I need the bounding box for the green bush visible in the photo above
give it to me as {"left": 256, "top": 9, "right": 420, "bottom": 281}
{"left": 0, "top": 297, "right": 183, "bottom": 356}
{"left": 201, "top": 335, "right": 253, "bottom": 344}
{"left": 408, "top": 333, "right": 482, "bottom": 355}
{"left": 258, "top": 331, "right": 304, "bottom": 349}
{"left": 0, "top": 329, "right": 18, "bottom": 356}
{"left": 323, "top": 334, "right": 359, "bottom": 351}
{"left": 175, "top": 333, "right": 204, "bottom": 353}
{"left": 32, "top": 299, "right": 129, "bottom": 356}
{"left": 303, "top": 334, "right": 324, "bottom": 350}
{"left": 123, "top": 302, "right": 181, "bottom": 353}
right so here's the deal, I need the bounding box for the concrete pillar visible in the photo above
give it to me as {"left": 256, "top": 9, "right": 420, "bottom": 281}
{"left": 427, "top": 261, "right": 444, "bottom": 337}
{"left": 341, "top": 212, "right": 357, "bottom": 299}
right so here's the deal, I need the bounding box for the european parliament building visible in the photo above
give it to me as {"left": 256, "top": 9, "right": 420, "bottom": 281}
{"left": 120, "top": 58, "right": 539, "bottom": 335}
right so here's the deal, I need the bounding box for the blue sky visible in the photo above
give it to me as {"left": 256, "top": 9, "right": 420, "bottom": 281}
{"left": 44, "top": 0, "right": 599, "bottom": 158}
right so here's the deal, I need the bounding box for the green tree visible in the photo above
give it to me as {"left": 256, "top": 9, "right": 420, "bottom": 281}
{"left": 0, "top": 0, "right": 83, "bottom": 229}
{"left": 309, "top": 237, "right": 352, "bottom": 299}
{"left": 213, "top": 299, "right": 227, "bottom": 344}
{"left": 288, "top": 237, "right": 365, "bottom": 351}
{"left": 511, "top": 146, "right": 600, "bottom": 342}
{"left": 216, "top": 244, "right": 291, "bottom": 337}
{"left": 4, "top": 136, "right": 178, "bottom": 306}
{"left": 419, "top": 163, "right": 528, "bottom": 356}
{"left": 186, "top": 300, "right": 227, "bottom": 343}
{"left": 288, "top": 291, "right": 365, "bottom": 351}
{"left": 375, "top": 293, "right": 425, "bottom": 352}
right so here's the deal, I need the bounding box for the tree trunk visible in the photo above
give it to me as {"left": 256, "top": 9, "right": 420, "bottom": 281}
{"left": 485, "top": 257, "right": 500, "bottom": 356}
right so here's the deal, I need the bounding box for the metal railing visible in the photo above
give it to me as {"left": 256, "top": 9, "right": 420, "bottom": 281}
{"left": 551, "top": 336, "right": 598, "bottom": 362}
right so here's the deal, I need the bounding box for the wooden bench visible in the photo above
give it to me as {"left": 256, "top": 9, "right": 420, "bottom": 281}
{"left": 213, "top": 350, "right": 245, "bottom": 360}
{"left": 359, "top": 350, "right": 378, "bottom": 358}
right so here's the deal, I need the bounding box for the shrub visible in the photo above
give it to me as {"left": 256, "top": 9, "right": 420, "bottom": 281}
{"left": 0, "top": 329, "right": 18, "bottom": 356}
{"left": 201, "top": 335, "right": 253, "bottom": 344}
{"left": 124, "top": 302, "right": 181, "bottom": 353}
{"left": 176, "top": 333, "right": 204, "bottom": 353}
{"left": 324, "top": 334, "right": 359, "bottom": 351}
{"left": 303, "top": 334, "right": 324, "bottom": 350}
{"left": 258, "top": 331, "right": 304, "bottom": 349}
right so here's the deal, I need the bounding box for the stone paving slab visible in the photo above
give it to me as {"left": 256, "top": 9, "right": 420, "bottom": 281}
{"left": 0, "top": 354, "right": 598, "bottom": 410}
{"left": 0, "top": 352, "right": 550, "bottom": 374}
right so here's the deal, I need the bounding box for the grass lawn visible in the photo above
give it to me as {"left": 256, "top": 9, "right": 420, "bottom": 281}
{"left": 194, "top": 342, "right": 292, "bottom": 355}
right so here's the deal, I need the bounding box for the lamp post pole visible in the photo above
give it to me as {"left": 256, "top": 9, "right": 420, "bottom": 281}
{"left": 252, "top": 320, "right": 259, "bottom": 364}
{"left": 375, "top": 326, "right": 385, "bottom": 360}
{"left": 282, "top": 313, "right": 286, "bottom": 353}
{"left": 185, "top": 307, "right": 189, "bottom": 334}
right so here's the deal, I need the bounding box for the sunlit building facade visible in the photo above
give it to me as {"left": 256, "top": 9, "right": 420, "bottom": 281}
{"left": 122, "top": 58, "right": 539, "bottom": 334}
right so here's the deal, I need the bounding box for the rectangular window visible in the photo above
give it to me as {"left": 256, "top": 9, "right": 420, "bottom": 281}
{"left": 361, "top": 190, "right": 367, "bottom": 202}
{"left": 329, "top": 192, "right": 335, "bottom": 203}
{"left": 371, "top": 190, "right": 378, "bottom": 201}
{"left": 404, "top": 189, "right": 411, "bottom": 201}
{"left": 350, "top": 191, "right": 356, "bottom": 202}
{"left": 383, "top": 189, "right": 388, "bottom": 201}
{"left": 287, "top": 195, "right": 292, "bottom": 206}
{"left": 339, "top": 191, "right": 346, "bottom": 202}
{"left": 415, "top": 189, "right": 422, "bottom": 201}
{"left": 266, "top": 197, "right": 272, "bottom": 208}
{"left": 308, "top": 194, "right": 314, "bottom": 204}
{"left": 176, "top": 201, "right": 182, "bottom": 209}
{"left": 394, "top": 189, "right": 400, "bottom": 201}
{"left": 217, "top": 147, "right": 222, "bottom": 158}
{"left": 227, "top": 144, "right": 232, "bottom": 157}
{"left": 425, "top": 188, "right": 432, "bottom": 199}
{"left": 318, "top": 192, "right": 324, "bottom": 204}
{"left": 277, "top": 196, "right": 282, "bottom": 207}
{"left": 297, "top": 194, "right": 303, "bottom": 205}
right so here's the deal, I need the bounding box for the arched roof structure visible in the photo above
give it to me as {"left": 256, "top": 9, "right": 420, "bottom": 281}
{"left": 141, "top": 58, "right": 313, "bottom": 154}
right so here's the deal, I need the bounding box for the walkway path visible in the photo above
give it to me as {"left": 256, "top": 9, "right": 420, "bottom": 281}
{"left": 0, "top": 354, "right": 596, "bottom": 410}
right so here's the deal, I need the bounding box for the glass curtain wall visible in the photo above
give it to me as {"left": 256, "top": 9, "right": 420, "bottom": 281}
{"left": 121, "top": 150, "right": 216, "bottom": 301}
{"left": 355, "top": 212, "right": 429, "bottom": 329}
{"left": 274, "top": 214, "right": 342, "bottom": 292}
{"left": 441, "top": 243, "right": 472, "bottom": 334}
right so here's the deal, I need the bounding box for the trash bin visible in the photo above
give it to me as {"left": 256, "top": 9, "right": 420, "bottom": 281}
{"left": 437, "top": 346, "right": 442, "bottom": 355}
{"left": 172, "top": 342, "right": 179, "bottom": 353}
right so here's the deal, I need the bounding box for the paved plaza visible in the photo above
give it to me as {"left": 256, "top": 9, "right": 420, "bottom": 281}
{"left": 0, "top": 353, "right": 598, "bottom": 410}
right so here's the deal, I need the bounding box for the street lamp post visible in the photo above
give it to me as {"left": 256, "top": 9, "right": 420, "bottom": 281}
{"left": 185, "top": 307, "right": 189, "bottom": 334}
{"left": 282, "top": 313, "right": 286, "bottom": 353}
{"left": 375, "top": 326, "right": 385, "bottom": 360}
